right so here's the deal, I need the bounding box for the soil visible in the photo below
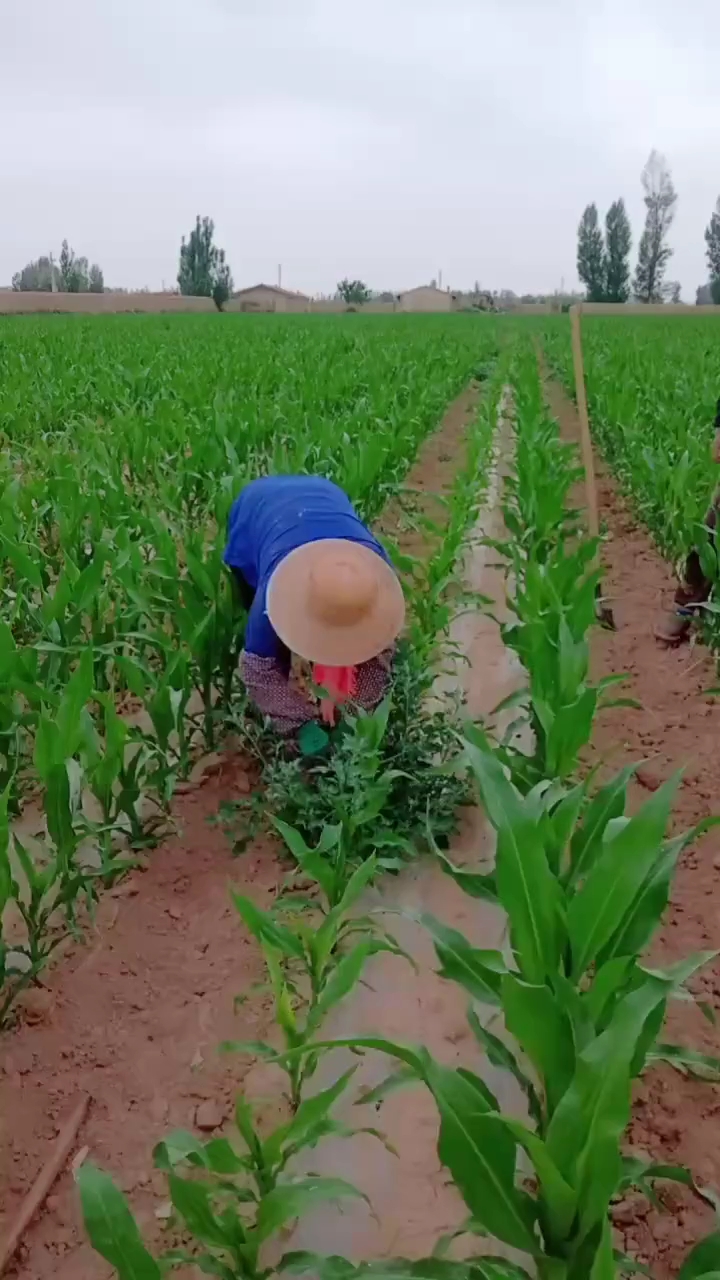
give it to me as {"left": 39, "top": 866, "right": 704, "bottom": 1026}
{"left": 0, "top": 756, "right": 281, "bottom": 1280}
{"left": 0, "top": 383, "right": 482, "bottom": 1278}
{"left": 544, "top": 374, "right": 720, "bottom": 1278}
{"left": 377, "top": 381, "right": 480, "bottom": 556}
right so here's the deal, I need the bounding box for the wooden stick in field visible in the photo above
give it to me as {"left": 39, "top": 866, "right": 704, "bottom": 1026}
{"left": 569, "top": 304, "right": 615, "bottom": 627}
{"left": 0, "top": 1094, "right": 91, "bottom": 1275}
{"left": 569, "top": 303, "right": 600, "bottom": 543}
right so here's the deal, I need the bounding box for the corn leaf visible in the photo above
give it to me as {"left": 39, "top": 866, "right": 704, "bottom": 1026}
{"left": 678, "top": 1231, "right": 720, "bottom": 1278}
{"left": 567, "top": 776, "right": 679, "bottom": 980}
{"left": 420, "top": 913, "right": 507, "bottom": 1005}
{"left": 280, "top": 1254, "right": 532, "bottom": 1278}
{"left": 546, "top": 976, "right": 671, "bottom": 1235}
{"left": 76, "top": 1162, "right": 162, "bottom": 1279}
{"left": 255, "top": 1177, "right": 367, "bottom": 1243}
{"left": 566, "top": 765, "right": 636, "bottom": 889}
{"left": 464, "top": 740, "right": 564, "bottom": 984}
{"left": 501, "top": 974, "right": 575, "bottom": 1113}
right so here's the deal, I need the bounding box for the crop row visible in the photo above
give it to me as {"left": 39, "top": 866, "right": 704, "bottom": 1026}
{"left": 542, "top": 314, "right": 720, "bottom": 571}
{"left": 77, "top": 333, "right": 720, "bottom": 1278}
{"left": 0, "top": 314, "right": 499, "bottom": 1022}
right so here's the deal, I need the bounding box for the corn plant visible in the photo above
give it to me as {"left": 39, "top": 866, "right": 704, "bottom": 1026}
{"left": 0, "top": 649, "right": 171, "bottom": 1024}
{"left": 77, "top": 1072, "right": 367, "bottom": 1280}
{"left": 268, "top": 730, "right": 718, "bottom": 1277}
{"left": 75, "top": 324, "right": 720, "bottom": 1279}
{"left": 255, "top": 348, "right": 720, "bottom": 1279}
{"left": 0, "top": 313, "right": 503, "bottom": 995}
{"left": 76, "top": 827, "right": 398, "bottom": 1277}
{"left": 477, "top": 350, "right": 633, "bottom": 790}
{"left": 227, "top": 834, "right": 413, "bottom": 1112}
{"left": 542, "top": 313, "right": 720, "bottom": 653}
{"left": 399, "top": 353, "right": 503, "bottom": 681}
{"left": 223, "top": 657, "right": 471, "bottom": 870}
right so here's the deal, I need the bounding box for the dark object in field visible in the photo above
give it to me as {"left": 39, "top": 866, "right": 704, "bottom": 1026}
{"left": 595, "top": 584, "right": 616, "bottom": 630}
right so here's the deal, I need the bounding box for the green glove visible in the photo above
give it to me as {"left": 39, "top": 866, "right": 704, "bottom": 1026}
{"left": 298, "top": 721, "right": 330, "bottom": 759}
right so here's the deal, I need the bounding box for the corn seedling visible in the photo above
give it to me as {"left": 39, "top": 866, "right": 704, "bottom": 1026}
{"left": 77, "top": 1072, "right": 368, "bottom": 1280}
{"left": 228, "top": 837, "right": 413, "bottom": 1112}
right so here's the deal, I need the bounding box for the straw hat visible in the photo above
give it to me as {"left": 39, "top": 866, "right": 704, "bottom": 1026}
{"left": 266, "top": 539, "right": 405, "bottom": 666}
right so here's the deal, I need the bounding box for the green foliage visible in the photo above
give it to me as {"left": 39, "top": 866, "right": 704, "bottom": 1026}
{"left": 79, "top": 791, "right": 387, "bottom": 1276}
{"left": 705, "top": 197, "right": 720, "bottom": 305}
{"left": 59, "top": 239, "right": 91, "bottom": 293}
{"left": 488, "top": 346, "right": 610, "bottom": 784}
{"left": 337, "top": 279, "right": 371, "bottom": 305}
{"left": 213, "top": 248, "right": 234, "bottom": 311}
{"left": 77, "top": 321, "right": 720, "bottom": 1280}
{"left": 633, "top": 151, "right": 677, "bottom": 303}
{"left": 604, "top": 199, "right": 632, "bottom": 304}
{"left": 11, "top": 255, "right": 62, "bottom": 292}
{"left": 11, "top": 243, "right": 102, "bottom": 294}
{"left": 577, "top": 205, "right": 606, "bottom": 303}
{"left": 78, "top": 1072, "right": 366, "bottom": 1279}
{"left": 542, "top": 314, "right": 720, "bottom": 569}
{"left": 225, "top": 650, "right": 470, "bottom": 868}
{"left": 178, "top": 214, "right": 233, "bottom": 300}
{"left": 228, "top": 845, "right": 412, "bottom": 1109}
{"left": 0, "top": 313, "right": 498, "bottom": 1021}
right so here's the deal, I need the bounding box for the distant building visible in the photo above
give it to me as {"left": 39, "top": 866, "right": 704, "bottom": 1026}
{"left": 397, "top": 285, "right": 458, "bottom": 313}
{"left": 456, "top": 289, "right": 496, "bottom": 312}
{"left": 229, "top": 284, "right": 310, "bottom": 313}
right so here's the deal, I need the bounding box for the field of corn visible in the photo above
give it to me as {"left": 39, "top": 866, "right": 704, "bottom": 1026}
{"left": 543, "top": 314, "right": 720, "bottom": 596}
{"left": 0, "top": 313, "right": 499, "bottom": 1020}
{"left": 2, "top": 311, "right": 720, "bottom": 1280}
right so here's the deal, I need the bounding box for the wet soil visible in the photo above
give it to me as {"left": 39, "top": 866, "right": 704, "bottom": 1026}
{"left": 0, "top": 383, "right": 485, "bottom": 1278}
{"left": 282, "top": 392, "right": 527, "bottom": 1266}
{"left": 544, "top": 373, "right": 720, "bottom": 1278}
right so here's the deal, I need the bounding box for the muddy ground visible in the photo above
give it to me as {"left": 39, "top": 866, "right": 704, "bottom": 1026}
{"left": 545, "top": 374, "right": 720, "bottom": 1278}
{"left": 0, "top": 383, "right": 481, "bottom": 1280}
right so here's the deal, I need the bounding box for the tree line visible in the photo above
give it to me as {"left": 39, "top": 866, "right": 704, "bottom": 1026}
{"left": 11, "top": 217, "right": 235, "bottom": 307}
{"left": 12, "top": 240, "right": 104, "bottom": 294}
{"left": 577, "top": 150, "right": 720, "bottom": 305}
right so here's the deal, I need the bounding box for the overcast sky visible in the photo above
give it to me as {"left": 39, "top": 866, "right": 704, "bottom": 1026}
{"left": 2, "top": 0, "right": 719, "bottom": 298}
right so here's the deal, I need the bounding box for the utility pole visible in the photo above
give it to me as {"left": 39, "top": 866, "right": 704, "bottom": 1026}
{"left": 49, "top": 251, "right": 56, "bottom": 292}
{"left": 438, "top": 268, "right": 442, "bottom": 290}
{"left": 278, "top": 264, "right": 282, "bottom": 289}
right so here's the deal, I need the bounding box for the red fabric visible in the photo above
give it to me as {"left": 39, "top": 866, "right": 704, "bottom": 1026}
{"left": 241, "top": 651, "right": 391, "bottom": 733}
{"left": 313, "top": 665, "right": 358, "bottom": 725}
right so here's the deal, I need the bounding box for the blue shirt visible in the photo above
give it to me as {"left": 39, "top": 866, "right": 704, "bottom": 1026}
{"left": 224, "top": 475, "right": 390, "bottom": 659}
